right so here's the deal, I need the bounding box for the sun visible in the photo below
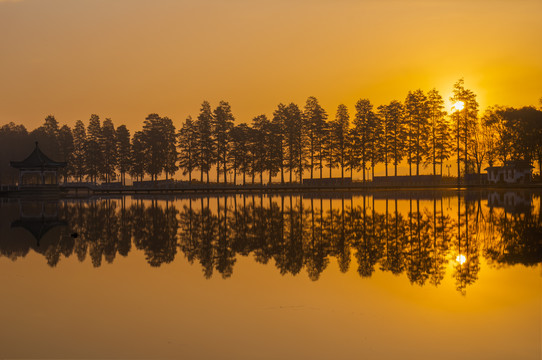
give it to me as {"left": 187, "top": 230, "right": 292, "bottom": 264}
{"left": 456, "top": 254, "right": 466, "bottom": 265}
{"left": 451, "top": 101, "right": 465, "bottom": 112}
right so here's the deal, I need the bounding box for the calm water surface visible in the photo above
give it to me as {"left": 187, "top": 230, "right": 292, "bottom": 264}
{"left": 0, "top": 191, "right": 540, "bottom": 359}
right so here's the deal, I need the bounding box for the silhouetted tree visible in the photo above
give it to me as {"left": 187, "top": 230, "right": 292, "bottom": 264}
{"left": 30, "top": 115, "right": 61, "bottom": 161}
{"left": 352, "top": 99, "right": 375, "bottom": 181}
{"left": 471, "top": 119, "right": 492, "bottom": 175}
{"left": 0, "top": 122, "right": 31, "bottom": 183}
{"left": 250, "top": 115, "right": 270, "bottom": 184}
{"left": 404, "top": 89, "right": 429, "bottom": 176}
{"left": 495, "top": 106, "right": 542, "bottom": 173}
{"left": 161, "top": 116, "right": 178, "bottom": 180}
{"left": 57, "top": 125, "right": 74, "bottom": 182}
{"left": 141, "top": 113, "right": 163, "bottom": 181}
{"left": 284, "top": 103, "right": 305, "bottom": 182}
{"left": 86, "top": 114, "right": 103, "bottom": 183}
{"left": 115, "top": 125, "right": 131, "bottom": 185}
{"left": 379, "top": 101, "right": 405, "bottom": 176}
{"left": 130, "top": 131, "right": 146, "bottom": 182}
{"left": 228, "top": 123, "right": 250, "bottom": 185}
{"left": 71, "top": 120, "right": 87, "bottom": 182}
{"left": 213, "top": 101, "right": 235, "bottom": 183}
{"left": 178, "top": 116, "right": 198, "bottom": 182}
{"left": 272, "top": 104, "right": 287, "bottom": 183}
{"left": 451, "top": 78, "right": 479, "bottom": 177}
{"left": 330, "top": 104, "right": 350, "bottom": 178}
{"left": 195, "top": 101, "right": 215, "bottom": 183}
{"left": 425, "top": 89, "right": 449, "bottom": 175}
{"left": 101, "top": 118, "right": 117, "bottom": 183}
{"left": 141, "top": 114, "right": 176, "bottom": 181}
{"left": 304, "top": 97, "right": 327, "bottom": 179}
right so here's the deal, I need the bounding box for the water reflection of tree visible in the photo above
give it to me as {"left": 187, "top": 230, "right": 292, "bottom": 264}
{"left": 452, "top": 197, "right": 481, "bottom": 295}
{"left": 215, "top": 197, "right": 235, "bottom": 278}
{"left": 484, "top": 201, "right": 541, "bottom": 267}
{"left": 405, "top": 198, "right": 431, "bottom": 286}
{"left": 305, "top": 198, "right": 329, "bottom": 280}
{"left": 193, "top": 198, "right": 216, "bottom": 278}
{"left": 353, "top": 196, "right": 382, "bottom": 278}
{"left": 428, "top": 198, "right": 450, "bottom": 286}
{"left": 332, "top": 198, "right": 351, "bottom": 273}
{"left": 1, "top": 192, "right": 540, "bottom": 293}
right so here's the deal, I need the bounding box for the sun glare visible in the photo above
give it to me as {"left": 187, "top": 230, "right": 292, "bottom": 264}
{"left": 451, "top": 101, "right": 465, "bottom": 113}
{"left": 456, "top": 254, "right": 466, "bottom": 265}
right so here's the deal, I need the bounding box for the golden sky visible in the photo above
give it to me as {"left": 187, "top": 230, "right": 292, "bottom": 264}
{"left": 1, "top": 0, "right": 541, "bottom": 131}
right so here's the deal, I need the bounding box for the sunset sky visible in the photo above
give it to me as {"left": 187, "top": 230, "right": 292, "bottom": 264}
{"left": 1, "top": 0, "right": 541, "bottom": 131}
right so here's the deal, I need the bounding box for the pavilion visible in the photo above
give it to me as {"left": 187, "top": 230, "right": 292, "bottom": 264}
{"left": 10, "top": 200, "right": 67, "bottom": 248}
{"left": 10, "top": 142, "right": 67, "bottom": 189}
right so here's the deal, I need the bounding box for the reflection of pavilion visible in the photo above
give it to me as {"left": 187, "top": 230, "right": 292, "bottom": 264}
{"left": 487, "top": 192, "right": 532, "bottom": 214}
{"left": 10, "top": 142, "right": 66, "bottom": 190}
{"left": 10, "top": 200, "right": 66, "bottom": 247}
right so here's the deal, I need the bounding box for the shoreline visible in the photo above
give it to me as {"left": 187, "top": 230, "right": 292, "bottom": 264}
{"left": 1, "top": 183, "right": 541, "bottom": 198}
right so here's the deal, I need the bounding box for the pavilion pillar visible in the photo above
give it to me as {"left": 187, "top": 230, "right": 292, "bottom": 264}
{"left": 41, "top": 170, "right": 44, "bottom": 185}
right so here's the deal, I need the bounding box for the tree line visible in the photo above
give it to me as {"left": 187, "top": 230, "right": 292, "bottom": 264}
{"left": 1, "top": 79, "right": 541, "bottom": 184}
{"left": 2, "top": 194, "right": 540, "bottom": 293}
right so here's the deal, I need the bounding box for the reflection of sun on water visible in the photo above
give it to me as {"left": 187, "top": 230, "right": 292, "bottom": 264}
{"left": 456, "top": 254, "right": 467, "bottom": 265}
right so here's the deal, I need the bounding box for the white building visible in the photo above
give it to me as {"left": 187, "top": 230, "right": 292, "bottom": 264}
{"left": 484, "top": 161, "right": 533, "bottom": 184}
{"left": 487, "top": 191, "right": 532, "bottom": 213}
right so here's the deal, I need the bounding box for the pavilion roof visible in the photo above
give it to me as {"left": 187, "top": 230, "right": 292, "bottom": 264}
{"left": 11, "top": 217, "right": 67, "bottom": 245}
{"left": 10, "top": 142, "right": 67, "bottom": 169}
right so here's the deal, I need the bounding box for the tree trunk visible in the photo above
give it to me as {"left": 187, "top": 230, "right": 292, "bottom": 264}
{"left": 290, "top": 167, "right": 293, "bottom": 183}
{"left": 319, "top": 154, "right": 323, "bottom": 179}
{"left": 457, "top": 114, "right": 460, "bottom": 185}
{"left": 433, "top": 125, "right": 442, "bottom": 175}
{"left": 223, "top": 152, "right": 227, "bottom": 184}
{"left": 464, "top": 110, "right": 468, "bottom": 176}
{"left": 395, "top": 144, "right": 398, "bottom": 177}
{"left": 310, "top": 146, "right": 314, "bottom": 179}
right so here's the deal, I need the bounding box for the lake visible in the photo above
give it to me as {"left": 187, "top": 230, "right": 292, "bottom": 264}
{"left": 0, "top": 190, "right": 540, "bottom": 359}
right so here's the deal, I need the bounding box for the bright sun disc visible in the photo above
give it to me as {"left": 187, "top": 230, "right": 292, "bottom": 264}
{"left": 456, "top": 254, "right": 466, "bottom": 265}
{"left": 451, "top": 101, "right": 465, "bottom": 112}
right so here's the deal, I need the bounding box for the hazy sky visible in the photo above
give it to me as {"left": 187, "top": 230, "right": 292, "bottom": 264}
{"left": 1, "top": 0, "right": 541, "bottom": 131}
